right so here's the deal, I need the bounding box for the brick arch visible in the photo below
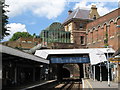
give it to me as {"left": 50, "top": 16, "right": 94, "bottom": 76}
{"left": 116, "top": 17, "right": 120, "bottom": 25}
{"left": 97, "top": 25, "right": 101, "bottom": 28}
{"left": 101, "top": 22, "right": 108, "bottom": 40}
{"left": 103, "top": 23, "right": 107, "bottom": 39}
{"left": 109, "top": 20, "right": 115, "bottom": 37}
{"left": 109, "top": 19, "right": 114, "bottom": 24}
{"left": 115, "top": 16, "right": 120, "bottom": 24}
{"left": 97, "top": 25, "right": 102, "bottom": 40}
{"left": 87, "top": 29, "right": 91, "bottom": 44}
{"left": 63, "top": 64, "right": 80, "bottom": 78}
{"left": 92, "top": 27, "right": 97, "bottom": 42}
{"left": 87, "top": 29, "right": 91, "bottom": 32}
{"left": 89, "top": 29, "right": 93, "bottom": 43}
{"left": 102, "top": 22, "right": 108, "bottom": 27}
{"left": 92, "top": 27, "right": 97, "bottom": 30}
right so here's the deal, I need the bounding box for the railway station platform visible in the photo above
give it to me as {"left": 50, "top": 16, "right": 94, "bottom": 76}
{"left": 82, "top": 78, "right": 119, "bottom": 89}
{"left": 3, "top": 79, "right": 57, "bottom": 90}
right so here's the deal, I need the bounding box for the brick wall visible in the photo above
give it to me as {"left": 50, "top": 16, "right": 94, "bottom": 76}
{"left": 86, "top": 8, "right": 120, "bottom": 51}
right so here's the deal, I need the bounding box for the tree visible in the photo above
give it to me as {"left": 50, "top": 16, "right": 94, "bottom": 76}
{"left": 0, "top": 1, "right": 10, "bottom": 40}
{"left": 33, "top": 33, "right": 36, "bottom": 37}
{"left": 9, "top": 32, "right": 32, "bottom": 41}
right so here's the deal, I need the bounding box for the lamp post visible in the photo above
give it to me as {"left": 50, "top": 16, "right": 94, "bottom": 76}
{"left": 107, "top": 46, "right": 110, "bottom": 87}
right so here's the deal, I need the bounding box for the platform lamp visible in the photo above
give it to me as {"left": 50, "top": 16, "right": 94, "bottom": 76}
{"left": 99, "top": 54, "right": 102, "bottom": 82}
{"left": 106, "top": 46, "right": 110, "bottom": 87}
{"left": 102, "top": 44, "right": 112, "bottom": 87}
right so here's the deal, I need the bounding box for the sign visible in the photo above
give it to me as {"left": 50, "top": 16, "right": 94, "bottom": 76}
{"left": 50, "top": 57, "right": 90, "bottom": 63}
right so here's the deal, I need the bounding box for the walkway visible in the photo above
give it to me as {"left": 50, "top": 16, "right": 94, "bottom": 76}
{"left": 82, "top": 79, "right": 119, "bottom": 89}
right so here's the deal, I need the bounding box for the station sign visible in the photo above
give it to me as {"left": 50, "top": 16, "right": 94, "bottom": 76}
{"left": 50, "top": 57, "right": 90, "bottom": 63}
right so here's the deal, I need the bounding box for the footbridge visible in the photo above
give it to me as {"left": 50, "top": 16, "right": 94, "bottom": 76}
{"left": 35, "top": 48, "right": 115, "bottom": 81}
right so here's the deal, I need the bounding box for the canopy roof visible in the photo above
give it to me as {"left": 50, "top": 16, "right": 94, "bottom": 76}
{"left": 1, "top": 44, "right": 49, "bottom": 64}
{"left": 35, "top": 48, "right": 115, "bottom": 65}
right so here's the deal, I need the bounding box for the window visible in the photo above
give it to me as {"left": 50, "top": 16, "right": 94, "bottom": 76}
{"left": 79, "top": 23, "right": 83, "bottom": 29}
{"left": 27, "top": 41, "right": 32, "bottom": 43}
{"left": 80, "top": 36, "right": 85, "bottom": 45}
{"left": 22, "top": 41, "right": 26, "bottom": 43}
{"left": 93, "top": 15, "right": 96, "bottom": 20}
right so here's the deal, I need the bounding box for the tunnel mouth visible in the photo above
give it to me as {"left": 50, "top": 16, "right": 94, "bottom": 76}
{"left": 62, "top": 68, "right": 70, "bottom": 78}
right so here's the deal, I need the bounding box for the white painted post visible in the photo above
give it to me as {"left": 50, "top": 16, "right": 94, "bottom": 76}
{"left": 94, "top": 65, "right": 95, "bottom": 81}
{"left": 100, "top": 63, "right": 102, "bottom": 82}
{"left": 83, "top": 64, "right": 86, "bottom": 78}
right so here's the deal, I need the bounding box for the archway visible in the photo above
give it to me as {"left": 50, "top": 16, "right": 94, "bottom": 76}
{"left": 62, "top": 64, "right": 80, "bottom": 79}
{"left": 62, "top": 68, "right": 70, "bottom": 78}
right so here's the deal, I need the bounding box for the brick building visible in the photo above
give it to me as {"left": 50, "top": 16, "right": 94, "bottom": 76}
{"left": 2, "top": 37, "right": 42, "bottom": 50}
{"left": 63, "top": 5, "right": 120, "bottom": 51}
{"left": 86, "top": 8, "right": 120, "bottom": 83}
{"left": 63, "top": 5, "right": 120, "bottom": 82}
{"left": 63, "top": 5, "right": 100, "bottom": 48}
{"left": 86, "top": 8, "right": 120, "bottom": 51}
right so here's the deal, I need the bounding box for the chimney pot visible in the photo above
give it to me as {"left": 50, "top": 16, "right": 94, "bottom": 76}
{"left": 91, "top": 5, "right": 97, "bottom": 9}
{"left": 68, "top": 10, "right": 72, "bottom": 15}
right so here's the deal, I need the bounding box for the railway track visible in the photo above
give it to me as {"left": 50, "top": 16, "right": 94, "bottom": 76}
{"left": 23, "top": 79, "right": 82, "bottom": 90}
{"left": 54, "top": 81, "right": 82, "bottom": 90}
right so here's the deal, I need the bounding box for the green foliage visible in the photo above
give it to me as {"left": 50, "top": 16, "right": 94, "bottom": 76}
{"left": 0, "top": 2, "right": 10, "bottom": 40}
{"left": 104, "top": 44, "right": 108, "bottom": 48}
{"left": 9, "top": 32, "right": 32, "bottom": 41}
{"left": 104, "top": 32, "right": 108, "bottom": 47}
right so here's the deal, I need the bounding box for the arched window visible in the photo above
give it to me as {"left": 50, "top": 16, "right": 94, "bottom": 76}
{"left": 98, "top": 26, "right": 101, "bottom": 40}
{"left": 92, "top": 28, "right": 96, "bottom": 42}
{"left": 87, "top": 31, "right": 90, "bottom": 43}
{"left": 109, "top": 21, "right": 116, "bottom": 37}
{"left": 103, "top": 24, "right": 107, "bottom": 39}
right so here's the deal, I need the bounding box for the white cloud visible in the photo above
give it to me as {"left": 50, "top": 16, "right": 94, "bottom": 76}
{"left": 73, "top": 0, "right": 117, "bottom": 16}
{"left": 3, "top": 23, "right": 28, "bottom": 41}
{"left": 66, "top": 0, "right": 119, "bottom": 2}
{"left": 5, "top": 0, "right": 66, "bottom": 19}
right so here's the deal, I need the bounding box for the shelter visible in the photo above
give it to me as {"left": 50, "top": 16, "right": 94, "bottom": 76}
{"left": 1, "top": 44, "right": 49, "bottom": 88}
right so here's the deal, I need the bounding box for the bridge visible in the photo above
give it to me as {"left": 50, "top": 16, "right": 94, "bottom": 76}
{"left": 35, "top": 48, "right": 114, "bottom": 81}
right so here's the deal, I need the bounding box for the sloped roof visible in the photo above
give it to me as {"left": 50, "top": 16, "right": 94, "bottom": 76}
{"left": 0, "top": 44, "right": 49, "bottom": 64}
{"left": 63, "top": 8, "right": 91, "bottom": 24}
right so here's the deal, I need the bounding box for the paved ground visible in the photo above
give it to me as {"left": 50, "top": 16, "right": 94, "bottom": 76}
{"left": 83, "top": 79, "right": 120, "bottom": 89}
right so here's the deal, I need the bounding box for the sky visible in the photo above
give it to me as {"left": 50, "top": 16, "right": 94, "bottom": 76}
{"left": 3, "top": 0, "right": 119, "bottom": 41}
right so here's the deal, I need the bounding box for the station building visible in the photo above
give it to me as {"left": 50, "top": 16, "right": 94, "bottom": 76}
{"left": 39, "top": 5, "right": 120, "bottom": 82}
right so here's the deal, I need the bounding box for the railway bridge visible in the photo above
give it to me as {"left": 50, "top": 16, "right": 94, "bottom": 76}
{"left": 35, "top": 48, "right": 114, "bottom": 82}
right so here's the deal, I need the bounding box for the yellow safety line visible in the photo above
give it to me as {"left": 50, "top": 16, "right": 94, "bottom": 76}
{"left": 86, "top": 80, "right": 93, "bottom": 90}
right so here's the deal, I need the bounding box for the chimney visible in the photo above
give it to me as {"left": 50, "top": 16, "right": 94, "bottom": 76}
{"left": 68, "top": 10, "right": 73, "bottom": 15}
{"left": 89, "top": 5, "right": 100, "bottom": 19}
{"left": 91, "top": 5, "right": 97, "bottom": 9}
